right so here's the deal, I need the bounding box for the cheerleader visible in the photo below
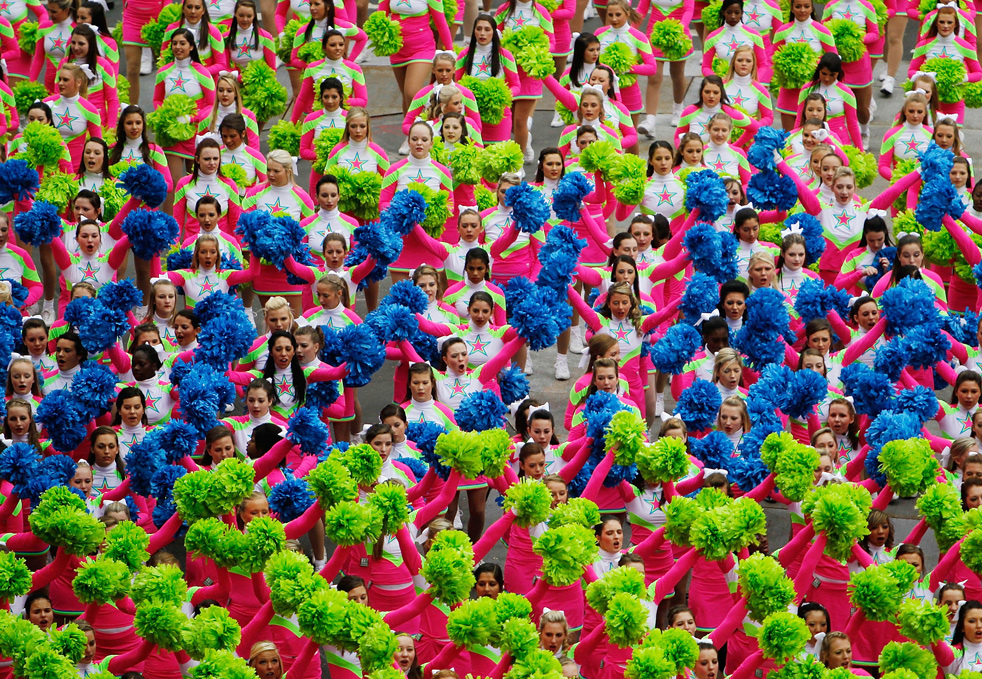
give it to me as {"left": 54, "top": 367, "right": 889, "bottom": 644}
{"left": 225, "top": 0, "right": 276, "bottom": 70}
{"left": 293, "top": 29, "right": 369, "bottom": 121}
{"left": 704, "top": 113, "right": 752, "bottom": 184}
{"left": 29, "top": 0, "right": 75, "bottom": 91}
{"left": 302, "top": 174, "right": 359, "bottom": 255}
{"left": 820, "top": 0, "right": 878, "bottom": 143}
{"left": 877, "top": 91, "right": 933, "bottom": 179}
{"left": 413, "top": 264, "right": 457, "bottom": 323}
{"left": 908, "top": 6, "right": 982, "bottom": 122}
{"left": 161, "top": 0, "right": 230, "bottom": 78}
{"left": 934, "top": 371, "right": 981, "bottom": 440}
{"left": 153, "top": 30, "right": 218, "bottom": 185}
{"left": 636, "top": 0, "right": 694, "bottom": 135}
{"left": 76, "top": 138, "right": 112, "bottom": 193}
{"left": 243, "top": 149, "right": 315, "bottom": 220}
{"left": 675, "top": 75, "right": 759, "bottom": 146}
{"left": 798, "top": 55, "right": 864, "bottom": 150}
{"left": 200, "top": 73, "right": 261, "bottom": 150}
{"left": 58, "top": 24, "right": 118, "bottom": 129}
{"left": 77, "top": 2, "right": 119, "bottom": 66}
{"left": 173, "top": 139, "right": 242, "bottom": 239}
{"left": 218, "top": 113, "right": 268, "bottom": 189}
{"left": 299, "top": 78, "right": 348, "bottom": 193}
{"left": 6, "top": 360, "right": 42, "bottom": 412}
{"left": 0, "top": 0, "right": 45, "bottom": 82}
{"left": 139, "top": 278, "right": 179, "bottom": 346}
{"left": 592, "top": 0, "right": 656, "bottom": 131}
{"left": 322, "top": 107, "right": 389, "bottom": 178}
{"left": 403, "top": 53, "right": 481, "bottom": 137}
{"left": 444, "top": 249, "right": 506, "bottom": 324}
{"left": 379, "top": 121, "right": 454, "bottom": 281}
{"left": 723, "top": 45, "right": 774, "bottom": 126}
{"left": 46, "top": 220, "right": 130, "bottom": 314}
{"left": 108, "top": 105, "right": 174, "bottom": 192}
{"left": 702, "top": 0, "right": 771, "bottom": 81}
{"left": 127, "top": 344, "right": 176, "bottom": 425}
{"left": 284, "top": 232, "right": 378, "bottom": 308}
{"left": 165, "top": 235, "right": 259, "bottom": 306}
{"left": 674, "top": 132, "right": 707, "bottom": 172}
{"left": 455, "top": 15, "right": 520, "bottom": 143}
{"left": 776, "top": 231, "right": 821, "bottom": 295}
{"left": 181, "top": 195, "right": 245, "bottom": 264}
{"left": 772, "top": 0, "right": 837, "bottom": 129}
{"left": 112, "top": 387, "right": 149, "bottom": 459}
{"left": 44, "top": 65, "right": 102, "bottom": 169}
{"left": 221, "top": 379, "right": 285, "bottom": 455}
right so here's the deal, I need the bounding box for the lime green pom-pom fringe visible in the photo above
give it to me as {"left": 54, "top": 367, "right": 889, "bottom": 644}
{"left": 334, "top": 167, "right": 382, "bottom": 221}
{"left": 758, "top": 612, "right": 810, "bottom": 661}
{"left": 479, "top": 428, "right": 513, "bottom": 479}
{"left": 841, "top": 145, "right": 877, "bottom": 189}
{"left": 649, "top": 19, "right": 692, "bottom": 62}
{"left": 737, "top": 553, "right": 796, "bottom": 622}
{"left": 241, "top": 60, "right": 288, "bottom": 123}
{"left": 183, "top": 605, "right": 241, "bottom": 659}
{"left": 460, "top": 75, "right": 513, "bottom": 126}
{"left": 586, "top": 564, "right": 646, "bottom": 616}
{"left": 368, "top": 482, "right": 409, "bottom": 536}
{"left": 636, "top": 436, "right": 689, "bottom": 483}
{"left": 605, "top": 591, "right": 650, "bottom": 648}
{"left": 878, "top": 438, "right": 938, "bottom": 497}
{"left": 712, "top": 56, "right": 729, "bottom": 78}
{"left": 404, "top": 183, "right": 451, "bottom": 238}
{"left": 12, "top": 80, "right": 49, "bottom": 118}
{"left": 772, "top": 43, "right": 819, "bottom": 89}
{"left": 36, "top": 172, "right": 79, "bottom": 212}
{"left": 17, "top": 21, "right": 37, "bottom": 53}
{"left": 878, "top": 641, "right": 938, "bottom": 679}
{"left": 337, "top": 443, "right": 383, "bottom": 487}
{"left": 146, "top": 94, "right": 198, "bottom": 146}
{"left": 135, "top": 602, "right": 188, "bottom": 650}
{"left": 609, "top": 152, "right": 648, "bottom": 206}
{"left": 364, "top": 12, "right": 403, "bottom": 57}
{"left": 276, "top": 20, "right": 303, "bottom": 62}
{"left": 579, "top": 139, "right": 618, "bottom": 174}
{"left": 555, "top": 100, "right": 575, "bottom": 126}
{"left": 801, "top": 482, "right": 872, "bottom": 561}
{"left": 896, "top": 599, "right": 950, "bottom": 646}
{"left": 599, "top": 42, "right": 641, "bottom": 87}
{"left": 103, "top": 520, "right": 151, "bottom": 572}
{"left": 421, "top": 545, "right": 475, "bottom": 605}
{"left": 477, "top": 140, "right": 524, "bottom": 185}
{"left": 266, "top": 550, "right": 324, "bottom": 615}
{"left": 324, "top": 500, "right": 382, "bottom": 546}
{"left": 117, "top": 75, "right": 131, "bottom": 106}
{"left": 964, "top": 81, "right": 982, "bottom": 108}
{"left": 445, "top": 143, "right": 483, "bottom": 186}
{"left": 533, "top": 523, "right": 596, "bottom": 586}
{"left": 297, "top": 41, "right": 325, "bottom": 65}
{"left": 435, "top": 430, "right": 484, "bottom": 478}
{"left": 49, "top": 623, "right": 89, "bottom": 664}
{"left": 870, "top": 0, "right": 888, "bottom": 28}
{"left": 503, "top": 479, "right": 552, "bottom": 527}
{"left": 220, "top": 163, "right": 250, "bottom": 191}
{"left": 548, "top": 497, "right": 600, "bottom": 529}
{"left": 443, "top": 0, "right": 458, "bottom": 24}
{"left": 188, "top": 649, "right": 257, "bottom": 679}
{"left": 605, "top": 409, "right": 647, "bottom": 466}
{"left": 130, "top": 564, "right": 188, "bottom": 607}
{"left": 313, "top": 127, "right": 344, "bottom": 174}
{"left": 760, "top": 432, "right": 820, "bottom": 502}
{"left": 847, "top": 562, "right": 909, "bottom": 621}
{"left": 447, "top": 597, "right": 497, "bottom": 646}
{"left": 663, "top": 496, "right": 700, "bottom": 547}
{"left": 502, "top": 27, "right": 554, "bottom": 80}
{"left": 825, "top": 19, "right": 866, "bottom": 62}
{"left": 500, "top": 618, "right": 539, "bottom": 660}
{"left": 22, "top": 121, "right": 67, "bottom": 170}
{"left": 0, "top": 552, "right": 31, "bottom": 601}
{"left": 236, "top": 515, "right": 286, "bottom": 573}
{"left": 505, "top": 648, "right": 563, "bottom": 679}
{"left": 919, "top": 57, "right": 967, "bottom": 104}
{"left": 358, "top": 621, "right": 398, "bottom": 673}
{"left": 476, "top": 183, "right": 497, "bottom": 211}
{"left": 701, "top": 0, "right": 723, "bottom": 30}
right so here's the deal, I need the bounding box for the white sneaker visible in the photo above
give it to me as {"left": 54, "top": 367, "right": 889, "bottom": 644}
{"left": 868, "top": 98, "right": 877, "bottom": 122}
{"left": 453, "top": 509, "right": 463, "bottom": 529}
{"left": 524, "top": 138, "right": 534, "bottom": 163}
{"left": 555, "top": 357, "right": 570, "bottom": 381}
{"left": 584, "top": 3, "right": 597, "bottom": 18}
{"left": 880, "top": 75, "right": 895, "bottom": 96}
{"left": 654, "top": 392, "right": 665, "bottom": 417}
{"left": 569, "top": 326, "right": 585, "bottom": 354}
{"left": 637, "top": 114, "right": 656, "bottom": 138}
{"left": 524, "top": 356, "right": 534, "bottom": 376}
{"left": 671, "top": 103, "right": 683, "bottom": 127}
{"left": 399, "top": 139, "right": 410, "bottom": 155}
{"left": 878, "top": 72, "right": 886, "bottom": 82}
{"left": 41, "top": 303, "right": 54, "bottom": 325}
{"left": 140, "top": 48, "right": 153, "bottom": 75}
{"left": 551, "top": 111, "right": 564, "bottom": 127}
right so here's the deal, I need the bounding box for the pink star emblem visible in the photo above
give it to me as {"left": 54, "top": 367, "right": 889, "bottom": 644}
{"left": 347, "top": 152, "right": 366, "bottom": 171}
{"left": 55, "top": 108, "right": 78, "bottom": 130}
{"left": 477, "top": 56, "right": 492, "bottom": 74}
{"left": 469, "top": 336, "right": 489, "bottom": 356}
{"left": 644, "top": 495, "right": 660, "bottom": 514}
{"left": 409, "top": 170, "right": 427, "bottom": 184}
{"left": 0, "top": 1, "right": 11, "bottom": 12}
{"left": 731, "top": 92, "right": 747, "bottom": 107}
{"left": 276, "top": 379, "right": 294, "bottom": 397}
{"left": 834, "top": 210, "right": 852, "bottom": 227}
{"left": 724, "top": 36, "right": 742, "bottom": 52}
{"left": 200, "top": 276, "right": 216, "bottom": 293}
{"left": 798, "top": 165, "right": 812, "bottom": 180}
{"left": 709, "top": 155, "right": 728, "bottom": 172}
{"left": 614, "top": 325, "right": 632, "bottom": 341}
{"left": 51, "top": 35, "right": 66, "bottom": 51}
{"left": 80, "top": 261, "right": 100, "bottom": 281}
{"left": 902, "top": 134, "right": 923, "bottom": 154}
{"left": 449, "top": 379, "right": 467, "bottom": 396}
{"left": 196, "top": 185, "right": 219, "bottom": 201}
{"left": 513, "top": 13, "right": 527, "bottom": 26}
{"left": 655, "top": 187, "right": 675, "bottom": 206}
{"left": 936, "top": 46, "right": 955, "bottom": 58}
{"left": 266, "top": 197, "right": 288, "bottom": 213}
{"left": 838, "top": 7, "right": 855, "bottom": 20}
{"left": 145, "top": 394, "right": 161, "bottom": 413}
{"left": 958, "top": 413, "right": 972, "bottom": 434}
{"left": 169, "top": 73, "right": 190, "bottom": 93}
{"left": 745, "top": 8, "right": 762, "bottom": 24}
{"left": 236, "top": 40, "right": 252, "bottom": 58}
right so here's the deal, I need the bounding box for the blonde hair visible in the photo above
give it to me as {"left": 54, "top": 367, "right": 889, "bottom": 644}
{"left": 143, "top": 278, "right": 179, "bottom": 324}
{"left": 316, "top": 273, "right": 350, "bottom": 306}
{"left": 578, "top": 90, "right": 606, "bottom": 124}
{"left": 747, "top": 251, "right": 778, "bottom": 291}
{"left": 263, "top": 296, "right": 293, "bottom": 319}
{"left": 712, "top": 348, "right": 743, "bottom": 383}
{"left": 427, "top": 85, "right": 461, "bottom": 121}
{"left": 725, "top": 45, "right": 757, "bottom": 80}
{"left": 433, "top": 52, "right": 456, "bottom": 67}
{"left": 249, "top": 641, "right": 281, "bottom": 667}
{"left": 539, "top": 610, "right": 569, "bottom": 633}
{"left": 61, "top": 64, "right": 89, "bottom": 97}
{"left": 718, "top": 395, "right": 751, "bottom": 431}
{"left": 266, "top": 149, "right": 295, "bottom": 185}
{"left": 191, "top": 234, "right": 222, "bottom": 271}
{"left": 0, "top": 281, "right": 11, "bottom": 307}
{"left": 605, "top": 0, "right": 642, "bottom": 23}
{"left": 340, "top": 106, "right": 371, "bottom": 144}
{"left": 707, "top": 111, "right": 733, "bottom": 133}
{"left": 832, "top": 166, "right": 856, "bottom": 184}
{"left": 209, "top": 74, "right": 243, "bottom": 130}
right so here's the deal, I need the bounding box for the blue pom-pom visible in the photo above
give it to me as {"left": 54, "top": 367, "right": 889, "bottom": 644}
{"left": 151, "top": 464, "right": 186, "bottom": 499}
{"left": 873, "top": 337, "right": 909, "bottom": 382}
{"left": 690, "top": 430, "right": 734, "bottom": 469}
{"left": 179, "top": 364, "right": 236, "bottom": 435}
{"left": 64, "top": 298, "right": 97, "bottom": 330}
{"left": 497, "top": 364, "right": 530, "bottom": 405}
{"left": 98, "top": 279, "right": 143, "bottom": 314}
{"left": 395, "top": 456, "right": 428, "bottom": 479}
{"left": 0, "top": 159, "right": 39, "bottom": 203}
{"left": 118, "top": 164, "right": 168, "bottom": 208}
{"left": 793, "top": 278, "right": 851, "bottom": 324}
{"left": 320, "top": 324, "right": 385, "bottom": 388}
{"left": 121, "top": 209, "right": 180, "bottom": 260}
{"left": 674, "top": 379, "right": 722, "bottom": 431}
{"left": 196, "top": 312, "right": 255, "bottom": 369}
{"left": 510, "top": 286, "right": 571, "bottom": 351}
{"left": 685, "top": 170, "right": 729, "bottom": 222}
{"left": 166, "top": 248, "right": 194, "bottom": 272}
{"left": 237, "top": 213, "right": 305, "bottom": 269}
{"left": 866, "top": 409, "right": 921, "bottom": 454}
{"left": 127, "top": 433, "right": 165, "bottom": 497}
{"left": 505, "top": 276, "right": 536, "bottom": 312}
{"left": 410, "top": 329, "right": 440, "bottom": 364}
{"left": 840, "top": 363, "right": 896, "bottom": 417}
{"left": 0, "top": 443, "right": 41, "bottom": 496}
{"left": 13, "top": 201, "right": 62, "bottom": 246}
{"left": 536, "top": 225, "right": 586, "bottom": 294}
{"left": 78, "top": 301, "right": 129, "bottom": 354}
{"left": 287, "top": 407, "right": 329, "bottom": 457}
{"left": 747, "top": 396, "right": 783, "bottom": 430}
{"left": 352, "top": 221, "right": 401, "bottom": 266}
{"left": 905, "top": 322, "right": 951, "bottom": 370}
{"left": 865, "top": 246, "right": 896, "bottom": 292}
{"left": 157, "top": 420, "right": 200, "bottom": 463}
{"left": 344, "top": 245, "right": 389, "bottom": 289}
{"left": 733, "top": 288, "right": 792, "bottom": 371}
{"left": 504, "top": 183, "right": 551, "bottom": 234}
{"left": 70, "top": 362, "right": 118, "bottom": 419}
{"left": 748, "top": 365, "right": 794, "bottom": 410}
{"left": 651, "top": 324, "right": 701, "bottom": 375}
{"left": 169, "top": 357, "right": 193, "bottom": 387}
{"left": 717, "top": 232, "right": 741, "bottom": 282}
{"left": 456, "top": 390, "right": 508, "bottom": 432}
{"left": 2, "top": 279, "right": 27, "bottom": 309}
{"left": 747, "top": 171, "right": 798, "bottom": 211}
{"left": 268, "top": 477, "right": 315, "bottom": 522}
{"left": 385, "top": 190, "right": 427, "bottom": 236}
{"left": 306, "top": 380, "right": 341, "bottom": 411}
{"left": 918, "top": 142, "right": 954, "bottom": 182}
{"left": 317, "top": 441, "right": 350, "bottom": 463}
{"left": 785, "top": 368, "right": 828, "bottom": 420}
{"left": 382, "top": 280, "right": 428, "bottom": 314}
{"left": 946, "top": 311, "right": 981, "bottom": 348}
{"left": 22, "top": 454, "right": 80, "bottom": 501}
{"left": 123, "top": 495, "right": 141, "bottom": 523}
{"left": 684, "top": 222, "right": 729, "bottom": 283}
{"left": 552, "top": 171, "right": 593, "bottom": 222}
{"left": 747, "top": 127, "right": 789, "bottom": 171}
{"left": 916, "top": 178, "right": 964, "bottom": 231}
{"left": 730, "top": 449, "right": 771, "bottom": 489}
{"left": 893, "top": 386, "right": 938, "bottom": 424}
{"left": 408, "top": 422, "right": 451, "bottom": 480}
{"left": 783, "top": 213, "right": 826, "bottom": 265}
{"left": 152, "top": 498, "right": 181, "bottom": 531}
{"left": 366, "top": 304, "right": 417, "bottom": 343}
{"left": 193, "top": 291, "right": 240, "bottom": 324}
{"left": 680, "top": 273, "right": 720, "bottom": 325}
{"left": 35, "top": 390, "right": 89, "bottom": 453}
{"left": 881, "top": 278, "right": 938, "bottom": 336}
{"left": 736, "top": 417, "right": 784, "bottom": 458}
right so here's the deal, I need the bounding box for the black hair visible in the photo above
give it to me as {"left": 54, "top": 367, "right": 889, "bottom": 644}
{"left": 77, "top": 137, "right": 111, "bottom": 179}
{"left": 797, "top": 602, "right": 831, "bottom": 632}
{"left": 337, "top": 574, "right": 367, "bottom": 592}
{"left": 859, "top": 215, "right": 892, "bottom": 249}
{"left": 473, "top": 562, "right": 504, "bottom": 591}
{"left": 191, "top": 138, "right": 222, "bottom": 184}
{"left": 528, "top": 409, "right": 561, "bottom": 445}
{"left": 463, "top": 14, "right": 501, "bottom": 77}
{"left": 696, "top": 75, "right": 730, "bottom": 108}
{"left": 952, "top": 600, "right": 982, "bottom": 646}
{"left": 111, "top": 386, "right": 148, "bottom": 426}
{"left": 701, "top": 316, "right": 729, "bottom": 339}
{"left": 262, "top": 330, "right": 306, "bottom": 407}
{"left": 304, "top": 0, "right": 337, "bottom": 42}
{"left": 319, "top": 76, "right": 345, "bottom": 107}
{"left": 226, "top": 0, "right": 261, "bottom": 53}
{"left": 717, "top": 280, "right": 750, "bottom": 319}
{"left": 110, "top": 105, "right": 152, "bottom": 167}
{"left": 569, "top": 32, "right": 600, "bottom": 88}
{"left": 169, "top": 27, "right": 202, "bottom": 62}
{"left": 646, "top": 140, "right": 674, "bottom": 177}
{"left": 26, "top": 101, "right": 54, "bottom": 126}
{"left": 130, "top": 344, "right": 163, "bottom": 372}
{"left": 81, "top": 2, "right": 111, "bottom": 34}
{"left": 849, "top": 295, "right": 877, "bottom": 322}
{"left": 56, "top": 331, "right": 88, "bottom": 363}
{"left": 534, "top": 146, "right": 565, "bottom": 183}
{"left": 251, "top": 422, "right": 284, "bottom": 458}
{"left": 175, "top": 308, "right": 200, "bottom": 328}
{"left": 379, "top": 403, "right": 407, "bottom": 424}
{"left": 464, "top": 247, "right": 491, "bottom": 280}
{"left": 609, "top": 255, "right": 642, "bottom": 299}
{"left": 468, "top": 290, "right": 494, "bottom": 310}
{"left": 810, "top": 53, "right": 843, "bottom": 85}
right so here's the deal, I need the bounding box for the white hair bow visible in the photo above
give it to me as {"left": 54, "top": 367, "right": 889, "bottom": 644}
{"left": 905, "top": 87, "right": 928, "bottom": 98}
{"left": 695, "top": 308, "right": 720, "bottom": 326}
{"left": 78, "top": 63, "right": 96, "bottom": 82}
{"left": 812, "top": 632, "right": 827, "bottom": 648}
{"left": 895, "top": 230, "right": 921, "bottom": 240}
{"left": 703, "top": 467, "right": 729, "bottom": 478}
{"left": 434, "top": 49, "right": 456, "bottom": 57}
{"left": 865, "top": 208, "right": 888, "bottom": 221}
{"left": 810, "top": 128, "right": 829, "bottom": 142}
{"left": 219, "top": 69, "right": 240, "bottom": 79}
{"left": 580, "top": 84, "right": 605, "bottom": 99}
{"left": 911, "top": 71, "right": 938, "bottom": 82}
{"left": 6, "top": 353, "right": 25, "bottom": 370}
{"left": 936, "top": 0, "right": 957, "bottom": 8}
{"left": 85, "top": 24, "right": 104, "bottom": 54}
{"left": 292, "top": 155, "right": 300, "bottom": 175}
{"left": 414, "top": 527, "right": 431, "bottom": 545}
{"left": 781, "top": 223, "right": 803, "bottom": 238}
{"left": 531, "top": 402, "right": 551, "bottom": 414}
{"left": 818, "top": 471, "right": 843, "bottom": 486}
{"left": 457, "top": 204, "right": 478, "bottom": 213}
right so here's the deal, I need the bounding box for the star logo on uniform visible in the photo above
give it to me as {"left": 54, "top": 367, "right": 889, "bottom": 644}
{"left": 236, "top": 40, "right": 252, "bottom": 58}
{"left": 745, "top": 8, "right": 762, "bottom": 24}
{"left": 55, "top": 108, "right": 78, "bottom": 130}
{"left": 169, "top": 73, "right": 190, "bottom": 92}
{"left": 409, "top": 170, "right": 428, "bottom": 184}
{"left": 195, "top": 185, "right": 220, "bottom": 201}
{"left": 958, "top": 413, "right": 972, "bottom": 434}
{"left": 644, "top": 495, "right": 660, "bottom": 514}
{"left": 731, "top": 92, "right": 747, "bottom": 107}
{"left": 477, "top": 56, "right": 492, "bottom": 74}
{"left": 654, "top": 187, "right": 676, "bottom": 206}
{"left": 902, "top": 134, "right": 923, "bottom": 154}
{"left": 123, "top": 148, "right": 140, "bottom": 161}
{"left": 200, "top": 276, "right": 217, "bottom": 293}
{"left": 51, "top": 35, "right": 66, "bottom": 51}
{"left": 614, "top": 325, "right": 632, "bottom": 341}
{"left": 787, "top": 278, "right": 800, "bottom": 291}
{"left": 226, "top": 154, "right": 244, "bottom": 167}
{"left": 469, "top": 336, "right": 489, "bottom": 356}
{"left": 793, "top": 33, "right": 811, "bottom": 43}
{"left": 123, "top": 434, "right": 140, "bottom": 447}
{"left": 416, "top": 413, "right": 427, "bottom": 423}
{"left": 0, "top": 1, "right": 11, "bottom": 12}
{"left": 265, "top": 197, "right": 287, "bottom": 213}
{"left": 513, "top": 13, "right": 527, "bottom": 26}
{"left": 394, "top": 0, "right": 413, "bottom": 8}
{"left": 834, "top": 209, "right": 852, "bottom": 227}
{"left": 709, "top": 154, "right": 728, "bottom": 172}
{"left": 693, "top": 120, "right": 709, "bottom": 136}
{"left": 936, "top": 45, "right": 955, "bottom": 58}
{"left": 724, "top": 36, "right": 742, "bottom": 52}
{"left": 145, "top": 394, "right": 161, "bottom": 413}
{"left": 449, "top": 379, "right": 467, "bottom": 396}
{"left": 347, "top": 152, "right": 366, "bottom": 171}
{"left": 798, "top": 165, "right": 812, "bottom": 180}
{"left": 0, "top": 267, "right": 10, "bottom": 279}
{"left": 80, "top": 261, "right": 100, "bottom": 281}
{"left": 838, "top": 7, "right": 855, "bottom": 20}
{"left": 276, "top": 379, "right": 294, "bottom": 397}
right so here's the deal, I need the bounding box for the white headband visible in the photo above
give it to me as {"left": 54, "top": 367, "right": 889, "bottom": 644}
{"left": 703, "top": 467, "right": 729, "bottom": 478}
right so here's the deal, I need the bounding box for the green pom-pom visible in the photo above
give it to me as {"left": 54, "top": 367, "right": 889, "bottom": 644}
{"left": 701, "top": 0, "right": 723, "bottom": 30}
{"left": 297, "top": 41, "right": 324, "bottom": 65}
{"left": 29, "top": 487, "right": 104, "bottom": 556}
{"left": 647, "top": 628, "right": 700, "bottom": 674}
{"left": 36, "top": 172, "right": 79, "bottom": 212}
{"left": 130, "top": 564, "right": 187, "bottom": 606}
{"left": 430, "top": 528, "right": 475, "bottom": 557}
{"left": 879, "top": 438, "right": 939, "bottom": 497}
{"left": 649, "top": 19, "right": 692, "bottom": 62}
{"left": 435, "top": 430, "right": 484, "bottom": 478}
{"left": 772, "top": 43, "right": 820, "bottom": 89}
{"left": 883, "top": 670, "right": 921, "bottom": 679}
{"left": 141, "top": 3, "right": 182, "bottom": 56}
{"left": 896, "top": 599, "right": 950, "bottom": 646}
{"left": 421, "top": 547, "right": 475, "bottom": 605}
{"left": 585, "top": 565, "right": 646, "bottom": 615}
{"left": 964, "top": 81, "right": 982, "bottom": 108}
{"left": 503, "top": 479, "right": 552, "bottom": 527}
{"left": 268, "top": 120, "right": 301, "bottom": 156}
{"left": 663, "top": 496, "right": 701, "bottom": 547}
{"left": 609, "top": 153, "right": 648, "bottom": 206}
{"left": 358, "top": 621, "right": 399, "bottom": 673}
{"left": 73, "top": 557, "right": 131, "bottom": 604}
{"left": 848, "top": 562, "right": 909, "bottom": 621}
{"left": 801, "top": 482, "right": 872, "bottom": 561}
{"left": 146, "top": 94, "right": 198, "bottom": 146}
{"left": 0, "top": 613, "right": 46, "bottom": 662}
{"left": 337, "top": 443, "right": 384, "bottom": 487}
{"left": 737, "top": 553, "right": 796, "bottom": 622}
{"left": 479, "top": 428, "right": 513, "bottom": 479}
{"left": 724, "top": 497, "right": 767, "bottom": 551}
{"left": 443, "top": 0, "right": 458, "bottom": 24}
{"left": 636, "top": 437, "right": 689, "bottom": 483}
{"left": 459, "top": 75, "right": 513, "bottom": 126}
{"left": 220, "top": 163, "right": 249, "bottom": 191}
{"left": 476, "top": 183, "right": 497, "bottom": 211}
{"left": 364, "top": 12, "right": 403, "bottom": 56}
{"left": 922, "top": 229, "right": 959, "bottom": 267}
{"left": 476, "top": 139, "right": 523, "bottom": 184}
{"left": 579, "top": 140, "right": 618, "bottom": 174}
{"left": 313, "top": 127, "right": 345, "bottom": 174}
{"left": 883, "top": 557, "right": 919, "bottom": 595}
{"left": 0, "top": 553, "right": 31, "bottom": 601}
{"left": 368, "top": 483, "right": 409, "bottom": 535}
{"left": 241, "top": 61, "right": 288, "bottom": 122}
{"left": 116, "top": 74, "right": 130, "bottom": 106}
{"left": 878, "top": 641, "right": 938, "bottom": 679}
{"left": 604, "top": 591, "right": 649, "bottom": 648}
{"left": 501, "top": 27, "right": 554, "bottom": 80}
{"left": 496, "top": 592, "right": 533, "bottom": 624}
{"left": 446, "top": 144, "right": 483, "bottom": 186}
{"left": 920, "top": 57, "right": 967, "bottom": 104}
{"left": 447, "top": 597, "right": 498, "bottom": 646}
{"left": 759, "top": 222, "right": 783, "bottom": 246}
{"left": 21, "top": 121, "right": 68, "bottom": 170}
{"left": 23, "top": 650, "right": 76, "bottom": 679}
{"left": 103, "top": 521, "right": 151, "bottom": 572}
{"left": 917, "top": 483, "right": 963, "bottom": 550}
{"left": 626, "top": 646, "right": 676, "bottom": 679}
{"left": 369, "top": 669, "right": 405, "bottom": 679}
{"left": 599, "top": 42, "right": 641, "bottom": 87}
{"left": 207, "top": 458, "right": 255, "bottom": 516}
{"left": 549, "top": 497, "right": 601, "bottom": 529}
{"left": 956, "top": 672, "right": 982, "bottom": 679}
{"left": 870, "top": 0, "right": 888, "bottom": 28}
{"left": 760, "top": 432, "right": 821, "bottom": 502}
{"left": 276, "top": 19, "right": 302, "bottom": 61}
{"left": 605, "top": 410, "right": 647, "bottom": 465}
{"left": 185, "top": 517, "right": 234, "bottom": 562}
{"left": 841, "top": 145, "right": 877, "bottom": 189}
{"left": 99, "top": 177, "right": 127, "bottom": 220}
{"left": 404, "top": 183, "right": 451, "bottom": 238}
{"left": 533, "top": 524, "right": 595, "bottom": 586}
{"left": 769, "top": 653, "right": 826, "bottom": 679}
{"left": 48, "top": 623, "right": 88, "bottom": 664}
{"left": 183, "top": 605, "right": 241, "bottom": 659}
{"left": 189, "top": 649, "right": 256, "bottom": 679}
{"left": 238, "top": 515, "right": 286, "bottom": 572}
{"left": 340, "top": 600, "right": 386, "bottom": 652}
{"left": 297, "top": 587, "right": 351, "bottom": 645}
{"left": 962, "top": 528, "right": 982, "bottom": 573}
{"left": 12, "top": 80, "right": 49, "bottom": 117}
{"left": 500, "top": 618, "right": 539, "bottom": 660}
{"left": 555, "top": 100, "right": 575, "bottom": 126}
{"left": 825, "top": 19, "right": 865, "bottom": 62}
{"left": 135, "top": 602, "right": 188, "bottom": 650}
{"left": 757, "top": 612, "right": 810, "bottom": 661}
{"left": 266, "top": 550, "right": 325, "bottom": 615}
{"left": 333, "top": 167, "right": 382, "bottom": 221}
{"left": 324, "top": 500, "right": 382, "bottom": 546}
{"left": 712, "top": 56, "right": 729, "bottom": 78}
{"left": 156, "top": 46, "right": 174, "bottom": 68}
{"left": 506, "top": 648, "right": 563, "bottom": 679}
{"left": 17, "top": 21, "right": 37, "bottom": 53}
{"left": 307, "top": 458, "right": 358, "bottom": 508}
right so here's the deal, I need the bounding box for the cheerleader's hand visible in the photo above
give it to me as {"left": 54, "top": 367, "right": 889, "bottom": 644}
{"left": 864, "top": 266, "right": 878, "bottom": 276}
{"left": 863, "top": 32, "right": 878, "bottom": 45}
{"left": 177, "top": 115, "right": 191, "bottom": 125}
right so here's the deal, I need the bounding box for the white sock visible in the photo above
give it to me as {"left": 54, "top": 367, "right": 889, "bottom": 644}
{"left": 42, "top": 299, "right": 54, "bottom": 310}
{"left": 556, "top": 352, "right": 567, "bottom": 360}
{"left": 860, "top": 123, "right": 870, "bottom": 135}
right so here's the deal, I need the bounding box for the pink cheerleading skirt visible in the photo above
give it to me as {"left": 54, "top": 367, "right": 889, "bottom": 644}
{"left": 776, "top": 87, "right": 802, "bottom": 115}
{"left": 6, "top": 19, "right": 33, "bottom": 77}
{"left": 163, "top": 137, "right": 198, "bottom": 160}
{"left": 534, "top": 581, "right": 584, "bottom": 629}
{"left": 852, "top": 619, "right": 895, "bottom": 665}
{"left": 688, "top": 556, "right": 734, "bottom": 631}
{"left": 620, "top": 82, "right": 643, "bottom": 114}
{"left": 389, "top": 14, "right": 436, "bottom": 67}
{"left": 482, "top": 109, "right": 514, "bottom": 143}
{"left": 123, "top": 0, "right": 163, "bottom": 46}
{"left": 938, "top": 99, "right": 966, "bottom": 124}
{"left": 516, "top": 65, "right": 544, "bottom": 99}
{"left": 553, "top": 18, "right": 572, "bottom": 57}
{"left": 840, "top": 54, "right": 873, "bottom": 88}
{"left": 949, "top": 275, "right": 976, "bottom": 312}
{"left": 368, "top": 582, "right": 416, "bottom": 615}
{"left": 142, "top": 648, "right": 182, "bottom": 679}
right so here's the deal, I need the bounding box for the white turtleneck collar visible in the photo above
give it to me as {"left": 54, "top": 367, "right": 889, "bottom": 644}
{"left": 407, "top": 153, "right": 432, "bottom": 166}
{"left": 318, "top": 206, "right": 339, "bottom": 220}
{"left": 729, "top": 73, "right": 752, "bottom": 86}
{"left": 175, "top": 57, "right": 192, "bottom": 68}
